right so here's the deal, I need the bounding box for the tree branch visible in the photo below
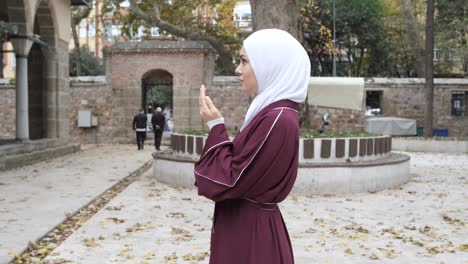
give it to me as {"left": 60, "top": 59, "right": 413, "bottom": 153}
{"left": 127, "top": 0, "right": 235, "bottom": 74}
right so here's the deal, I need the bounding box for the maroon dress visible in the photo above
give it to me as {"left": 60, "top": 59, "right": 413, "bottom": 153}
{"left": 194, "top": 100, "right": 300, "bottom": 264}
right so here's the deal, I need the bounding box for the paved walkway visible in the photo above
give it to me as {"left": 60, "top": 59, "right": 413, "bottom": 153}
{"left": 1, "top": 146, "right": 467, "bottom": 263}
{"left": 0, "top": 144, "right": 154, "bottom": 263}
{"left": 42, "top": 151, "right": 467, "bottom": 264}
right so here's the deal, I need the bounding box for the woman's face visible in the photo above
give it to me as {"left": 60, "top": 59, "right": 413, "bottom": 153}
{"left": 235, "top": 46, "right": 258, "bottom": 96}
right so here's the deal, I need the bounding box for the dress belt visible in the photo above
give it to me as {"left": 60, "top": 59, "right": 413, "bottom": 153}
{"left": 242, "top": 198, "right": 278, "bottom": 211}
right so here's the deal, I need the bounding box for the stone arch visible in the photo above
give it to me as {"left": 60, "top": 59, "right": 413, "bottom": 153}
{"left": 5, "top": 0, "right": 32, "bottom": 35}
{"left": 141, "top": 69, "right": 174, "bottom": 114}
{"left": 109, "top": 41, "right": 215, "bottom": 143}
{"left": 27, "top": 0, "right": 58, "bottom": 139}
{"left": 34, "top": 0, "right": 70, "bottom": 140}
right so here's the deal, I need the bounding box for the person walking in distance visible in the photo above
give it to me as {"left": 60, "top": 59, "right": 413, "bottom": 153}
{"left": 132, "top": 109, "right": 147, "bottom": 150}
{"left": 151, "top": 107, "right": 166, "bottom": 151}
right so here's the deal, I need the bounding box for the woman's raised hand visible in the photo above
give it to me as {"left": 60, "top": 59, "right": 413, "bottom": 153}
{"left": 199, "top": 84, "right": 222, "bottom": 122}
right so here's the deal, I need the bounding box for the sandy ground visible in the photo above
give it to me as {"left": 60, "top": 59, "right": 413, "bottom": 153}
{"left": 43, "top": 151, "right": 468, "bottom": 264}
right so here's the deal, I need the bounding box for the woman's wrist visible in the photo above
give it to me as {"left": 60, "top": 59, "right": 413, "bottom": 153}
{"left": 207, "top": 117, "right": 225, "bottom": 129}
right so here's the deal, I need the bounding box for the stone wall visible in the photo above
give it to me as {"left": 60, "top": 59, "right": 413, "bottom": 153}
{"left": 0, "top": 85, "right": 15, "bottom": 138}
{"left": 366, "top": 78, "right": 468, "bottom": 137}
{"left": 108, "top": 41, "right": 215, "bottom": 143}
{"left": 69, "top": 77, "right": 113, "bottom": 144}
{"left": 308, "top": 106, "right": 364, "bottom": 132}
{"left": 2, "top": 78, "right": 467, "bottom": 141}
{"left": 210, "top": 77, "right": 250, "bottom": 131}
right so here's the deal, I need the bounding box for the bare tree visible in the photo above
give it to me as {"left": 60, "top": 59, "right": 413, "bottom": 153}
{"left": 0, "top": 36, "right": 4, "bottom": 79}
{"left": 423, "top": 0, "right": 435, "bottom": 137}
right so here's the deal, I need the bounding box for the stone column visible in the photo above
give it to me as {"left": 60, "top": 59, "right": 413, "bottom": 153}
{"left": 11, "top": 38, "right": 33, "bottom": 141}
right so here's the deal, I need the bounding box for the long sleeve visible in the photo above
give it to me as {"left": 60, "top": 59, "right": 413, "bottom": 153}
{"left": 193, "top": 108, "right": 299, "bottom": 202}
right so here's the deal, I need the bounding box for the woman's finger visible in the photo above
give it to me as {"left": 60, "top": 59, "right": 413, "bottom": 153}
{"left": 205, "top": 96, "right": 216, "bottom": 112}
{"left": 199, "top": 84, "right": 206, "bottom": 108}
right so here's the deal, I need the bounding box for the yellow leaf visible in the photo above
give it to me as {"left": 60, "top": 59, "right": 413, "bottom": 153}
{"left": 82, "top": 238, "right": 100, "bottom": 248}
{"left": 144, "top": 252, "right": 156, "bottom": 260}
{"left": 182, "top": 254, "right": 192, "bottom": 260}
{"left": 458, "top": 244, "right": 468, "bottom": 252}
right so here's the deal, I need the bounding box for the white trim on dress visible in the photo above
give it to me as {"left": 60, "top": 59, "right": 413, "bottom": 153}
{"left": 194, "top": 108, "right": 284, "bottom": 187}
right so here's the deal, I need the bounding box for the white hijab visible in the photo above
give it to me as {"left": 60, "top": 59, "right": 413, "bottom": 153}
{"left": 240, "top": 29, "right": 311, "bottom": 131}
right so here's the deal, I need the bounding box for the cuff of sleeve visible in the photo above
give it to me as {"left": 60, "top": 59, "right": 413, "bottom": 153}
{"left": 207, "top": 118, "right": 225, "bottom": 130}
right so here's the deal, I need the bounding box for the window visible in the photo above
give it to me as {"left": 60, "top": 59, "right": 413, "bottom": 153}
{"left": 433, "top": 47, "right": 439, "bottom": 61}
{"left": 151, "top": 27, "right": 159, "bottom": 36}
{"left": 451, "top": 91, "right": 467, "bottom": 117}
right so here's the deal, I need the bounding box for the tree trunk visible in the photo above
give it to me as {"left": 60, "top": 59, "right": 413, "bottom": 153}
{"left": 249, "top": 0, "right": 306, "bottom": 126}
{"left": 0, "top": 38, "right": 4, "bottom": 79}
{"left": 400, "top": 0, "right": 425, "bottom": 77}
{"left": 71, "top": 17, "right": 81, "bottom": 76}
{"left": 357, "top": 47, "right": 365, "bottom": 77}
{"left": 423, "top": 0, "right": 434, "bottom": 137}
{"left": 95, "top": 0, "right": 100, "bottom": 58}
{"left": 250, "top": 0, "right": 301, "bottom": 40}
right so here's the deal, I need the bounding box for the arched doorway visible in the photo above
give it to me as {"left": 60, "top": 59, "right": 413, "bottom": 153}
{"left": 27, "top": 0, "right": 57, "bottom": 140}
{"left": 142, "top": 69, "right": 173, "bottom": 132}
{"left": 110, "top": 41, "right": 214, "bottom": 143}
{"left": 28, "top": 41, "right": 46, "bottom": 139}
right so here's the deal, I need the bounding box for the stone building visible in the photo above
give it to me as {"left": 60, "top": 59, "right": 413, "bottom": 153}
{"left": 0, "top": 0, "right": 87, "bottom": 142}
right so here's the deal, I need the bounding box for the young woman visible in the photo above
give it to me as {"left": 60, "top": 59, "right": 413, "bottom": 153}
{"left": 194, "top": 28, "right": 310, "bottom": 264}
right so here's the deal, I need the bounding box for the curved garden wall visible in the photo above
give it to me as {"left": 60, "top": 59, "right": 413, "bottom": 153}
{"left": 170, "top": 133, "right": 392, "bottom": 164}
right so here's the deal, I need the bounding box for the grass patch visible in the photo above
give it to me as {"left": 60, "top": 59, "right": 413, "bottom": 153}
{"left": 301, "top": 130, "right": 379, "bottom": 138}
{"left": 179, "top": 129, "right": 380, "bottom": 138}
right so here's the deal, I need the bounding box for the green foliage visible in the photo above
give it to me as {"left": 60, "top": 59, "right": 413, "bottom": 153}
{"left": 146, "top": 84, "right": 173, "bottom": 111}
{"left": 301, "top": 1, "right": 334, "bottom": 76}
{"left": 179, "top": 129, "right": 378, "bottom": 138}
{"left": 69, "top": 46, "right": 105, "bottom": 76}
{"left": 301, "top": 130, "right": 378, "bottom": 139}
{"left": 434, "top": 0, "right": 467, "bottom": 77}
{"left": 71, "top": 5, "right": 92, "bottom": 25}
{"left": 309, "top": 0, "right": 387, "bottom": 77}
{"left": 179, "top": 129, "right": 208, "bottom": 136}
{"left": 179, "top": 128, "right": 238, "bottom": 137}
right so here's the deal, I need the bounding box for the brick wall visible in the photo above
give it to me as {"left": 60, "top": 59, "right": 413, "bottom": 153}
{"left": 109, "top": 41, "right": 214, "bottom": 143}
{"left": 210, "top": 77, "right": 250, "bottom": 131}
{"left": 2, "top": 77, "right": 467, "bottom": 140}
{"left": 69, "top": 77, "right": 113, "bottom": 143}
{"left": 308, "top": 106, "right": 364, "bottom": 132}
{"left": 0, "top": 85, "right": 15, "bottom": 138}
{"left": 366, "top": 78, "right": 468, "bottom": 137}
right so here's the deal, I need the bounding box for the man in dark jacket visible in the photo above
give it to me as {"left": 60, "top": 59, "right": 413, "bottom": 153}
{"left": 151, "top": 107, "right": 166, "bottom": 151}
{"left": 133, "top": 109, "right": 147, "bottom": 150}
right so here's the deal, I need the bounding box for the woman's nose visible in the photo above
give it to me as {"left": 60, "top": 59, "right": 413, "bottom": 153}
{"left": 235, "top": 66, "right": 241, "bottom": 76}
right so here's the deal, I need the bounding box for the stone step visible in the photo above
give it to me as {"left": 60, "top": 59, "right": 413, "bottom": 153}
{"left": 0, "top": 138, "right": 62, "bottom": 156}
{"left": 0, "top": 144, "right": 81, "bottom": 172}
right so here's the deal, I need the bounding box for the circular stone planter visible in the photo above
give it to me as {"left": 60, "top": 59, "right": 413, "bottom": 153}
{"left": 153, "top": 133, "right": 411, "bottom": 195}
